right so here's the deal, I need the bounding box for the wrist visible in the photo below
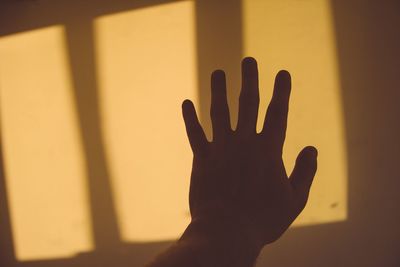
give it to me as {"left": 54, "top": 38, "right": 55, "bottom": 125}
{"left": 179, "top": 218, "right": 262, "bottom": 266}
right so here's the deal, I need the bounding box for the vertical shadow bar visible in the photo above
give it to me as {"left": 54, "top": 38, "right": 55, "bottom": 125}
{"left": 330, "top": 1, "right": 400, "bottom": 264}
{"left": 194, "top": 0, "right": 244, "bottom": 137}
{"left": 0, "top": 121, "right": 17, "bottom": 266}
{"left": 64, "top": 19, "right": 120, "bottom": 250}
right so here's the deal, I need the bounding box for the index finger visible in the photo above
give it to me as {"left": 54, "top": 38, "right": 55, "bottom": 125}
{"left": 261, "top": 70, "right": 291, "bottom": 152}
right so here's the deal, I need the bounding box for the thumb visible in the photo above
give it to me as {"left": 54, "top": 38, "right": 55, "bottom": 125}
{"left": 289, "top": 146, "right": 318, "bottom": 209}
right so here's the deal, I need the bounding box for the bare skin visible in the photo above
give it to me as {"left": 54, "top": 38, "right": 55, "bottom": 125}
{"left": 147, "top": 57, "right": 318, "bottom": 267}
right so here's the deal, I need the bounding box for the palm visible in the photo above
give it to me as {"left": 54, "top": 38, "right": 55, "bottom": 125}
{"left": 182, "top": 57, "right": 317, "bottom": 248}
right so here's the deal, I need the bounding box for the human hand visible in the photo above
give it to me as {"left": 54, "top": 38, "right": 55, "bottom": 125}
{"left": 181, "top": 57, "right": 318, "bottom": 251}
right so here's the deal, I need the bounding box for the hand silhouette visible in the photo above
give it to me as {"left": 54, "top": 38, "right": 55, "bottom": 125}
{"left": 181, "top": 57, "right": 318, "bottom": 251}
{"left": 147, "top": 57, "right": 318, "bottom": 267}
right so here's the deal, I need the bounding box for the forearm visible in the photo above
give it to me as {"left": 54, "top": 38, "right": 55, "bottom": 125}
{"left": 146, "top": 220, "right": 262, "bottom": 267}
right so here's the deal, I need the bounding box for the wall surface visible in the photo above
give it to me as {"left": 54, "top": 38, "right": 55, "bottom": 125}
{"left": 257, "top": 1, "right": 400, "bottom": 266}
{"left": 0, "top": 0, "right": 399, "bottom": 266}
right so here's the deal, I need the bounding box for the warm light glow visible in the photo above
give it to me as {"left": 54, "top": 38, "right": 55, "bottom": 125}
{"left": 0, "top": 26, "right": 93, "bottom": 260}
{"left": 242, "top": 0, "right": 347, "bottom": 225}
{"left": 94, "top": 1, "right": 196, "bottom": 242}
{"left": 0, "top": 1, "right": 347, "bottom": 261}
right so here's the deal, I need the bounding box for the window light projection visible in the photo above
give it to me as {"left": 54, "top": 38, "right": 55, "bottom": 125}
{"left": 242, "top": 0, "right": 347, "bottom": 225}
{"left": 93, "top": 1, "right": 196, "bottom": 242}
{"left": 0, "top": 0, "right": 347, "bottom": 263}
{"left": 0, "top": 26, "right": 93, "bottom": 260}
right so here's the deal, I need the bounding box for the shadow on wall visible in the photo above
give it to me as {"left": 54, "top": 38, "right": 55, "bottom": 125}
{"left": 0, "top": 1, "right": 399, "bottom": 267}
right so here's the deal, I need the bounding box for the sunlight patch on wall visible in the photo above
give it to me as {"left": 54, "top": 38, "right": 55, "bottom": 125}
{"left": 0, "top": 1, "right": 347, "bottom": 256}
{"left": 242, "top": 0, "right": 347, "bottom": 226}
{"left": 93, "top": 1, "right": 196, "bottom": 242}
{"left": 0, "top": 26, "right": 93, "bottom": 260}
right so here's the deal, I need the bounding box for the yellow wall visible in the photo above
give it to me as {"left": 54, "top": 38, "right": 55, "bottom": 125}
{"left": 0, "top": 26, "right": 93, "bottom": 260}
{"left": 0, "top": 0, "right": 399, "bottom": 266}
{"left": 93, "top": 2, "right": 196, "bottom": 242}
{"left": 242, "top": 0, "right": 347, "bottom": 226}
